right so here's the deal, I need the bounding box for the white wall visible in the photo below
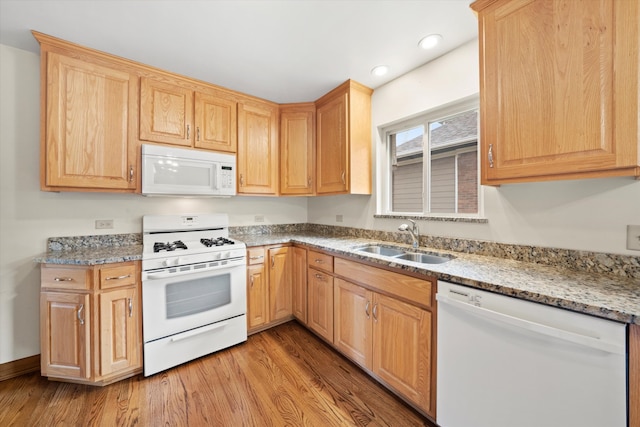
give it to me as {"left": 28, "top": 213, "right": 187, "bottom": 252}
{"left": 0, "top": 44, "right": 308, "bottom": 363}
{"left": 308, "top": 39, "right": 640, "bottom": 256}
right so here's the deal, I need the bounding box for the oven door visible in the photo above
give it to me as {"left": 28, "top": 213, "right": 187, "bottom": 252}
{"left": 142, "top": 260, "right": 246, "bottom": 343}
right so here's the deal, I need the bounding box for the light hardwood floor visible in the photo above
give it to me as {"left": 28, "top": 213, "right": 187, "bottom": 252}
{"left": 0, "top": 321, "right": 435, "bottom": 426}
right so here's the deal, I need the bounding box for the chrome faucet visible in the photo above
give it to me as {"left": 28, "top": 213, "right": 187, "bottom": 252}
{"left": 398, "top": 219, "right": 420, "bottom": 249}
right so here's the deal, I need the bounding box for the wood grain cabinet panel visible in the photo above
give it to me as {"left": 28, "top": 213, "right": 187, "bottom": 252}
{"left": 99, "top": 287, "right": 138, "bottom": 376}
{"left": 194, "top": 92, "right": 237, "bottom": 153}
{"left": 140, "top": 77, "right": 193, "bottom": 146}
{"left": 315, "top": 80, "right": 372, "bottom": 195}
{"left": 42, "top": 50, "right": 137, "bottom": 191}
{"left": 247, "top": 263, "right": 268, "bottom": 332}
{"left": 237, "top": 101, "right": 279, "bottom": 194}
{"left": 472, "top": 0, "right": 640, "bottom": 183}
{"left": 269, "top": 246, "right": 292, "bottom": 322}
{"left": 280, "top": 103, "right": 315, "bottom": 195}
{"left": 40, "top": 291, "right": 91, "bottom": 380}
{"left": 307, "top": 268, "right": 334, "bottom": 342}
{"left": 291, "top": 246, "right": 308, "bottom": 323}
{"left": 334, "top": 278, "right": 372, "bottom": 367}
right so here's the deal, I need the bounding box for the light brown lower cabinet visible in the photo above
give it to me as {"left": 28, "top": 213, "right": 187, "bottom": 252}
{"left": 291, "top": 246, "right": 308, "bottom": 323}
{"left": 307, "top": 267, "right": 334, "bottom": 342}
{"left": 334, "top": 277, "right": 433, "bottom": 417}
{"left": 246, "top": 245, "right": 293, "bottom": 334}
{"left": 40, "top": 261, "right": 142, "bottom": 385}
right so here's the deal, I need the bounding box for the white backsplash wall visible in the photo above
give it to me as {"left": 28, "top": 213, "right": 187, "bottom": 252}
{"left": 307, "top": 39, "right": 640, "bottom": 257}
{"left": 0, "top": 44, "right": 307, "bottom": 363}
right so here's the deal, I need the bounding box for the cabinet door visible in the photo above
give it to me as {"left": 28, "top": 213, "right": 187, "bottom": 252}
{"left": 334, "top": 278, "right": 372, "bottom": 368}
{"left": 280, "top": 104, "right": 315, "bottom": 195}
{"left": 99, "top": 287, "right": 139, "bottom": 376}
{"left": 373, "top": 293, "right": 432, "bottom": 415}
{"left": 194, "top": 91, "right": 237, "bottom": 153}
{"left": 40, "top": 292, "right": 91, "bottom": 379}
{"left": 45, "top": 52, "right": 136, "bottom": 190}
{"left": 316, "top": 93, "right": 348, "bottom": 194}
{"left": 291, "top": 246, "right": 308, "bottom": 323}
{"left": 477, "top": 0, "right": 638, "bottom": 183}
{"left": 307, "top": 268, "right": 334, "bottom": 342}
{"left": 268, "top": 246, "right": 292, "bottom": 322}
{"left": 237, "top": 101, "right": 279, "bottom": 194}
{"left": 247, "top": 263, "right": 268, "bottom": 331}
{"left": 140, "top": 77, "right": 193, "bottom": 146}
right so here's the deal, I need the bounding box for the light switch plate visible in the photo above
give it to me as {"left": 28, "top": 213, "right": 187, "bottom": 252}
{"left": 627, "top": 225, "right": 640, "bottom": 251}
{"left": 254, "top": 215, "right": 264, "bottom": 223}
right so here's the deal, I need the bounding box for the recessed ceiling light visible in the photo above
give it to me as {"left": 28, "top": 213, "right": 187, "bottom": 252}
{"left": 418, "top": 34, "right": 443, "bottom": 50}
{"left": 371, "top": 65, "right": 389, "bottom": 76}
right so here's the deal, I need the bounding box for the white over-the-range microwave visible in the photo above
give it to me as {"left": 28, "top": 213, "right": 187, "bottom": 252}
{"left": 141, "top": 144, "right": 236, "bottom": 197}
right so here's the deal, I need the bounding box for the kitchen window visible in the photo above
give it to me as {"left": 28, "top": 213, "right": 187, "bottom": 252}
{"left": 380, "top": 98, "right": 479, "bottom": 217}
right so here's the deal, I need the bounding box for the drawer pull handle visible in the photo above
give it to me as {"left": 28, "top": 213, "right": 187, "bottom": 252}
{"left": 249, "top": 256, "right": 264, "bottom": 260}
{"left": 77, "top": 304, "right": 85, "bottom": 325}
{"left": 314, "top": 259, "right": 324, "bottom": 264}
{"left": 128, "top": 298, "right": 133, "bottom": 317}
{"left": 54, "top": 277, "right": 73, "bottom": 282}
{"left": 129, "top": 165, "right": 134, "bottom": 182}
{"left": 186, "top": 124, "right": 190, "bottom": 140}
{"left": 365, "top": 300, "right": 370, "bottom": 318}
{"left": 372, "top": 303, "right": 378, "bottom": 321}
{"left": 314, "top": 273, "right": 325, "bottom": 281}
{"left": 250, "top": 275, "right": 254, "bottom": 287}
{"left": 106, "top": 274, "right": 131, "bottom": 281}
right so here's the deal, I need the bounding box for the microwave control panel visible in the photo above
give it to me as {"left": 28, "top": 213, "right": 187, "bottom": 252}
{"left": 220, "top": 165, "right": 234, "bottom": 189}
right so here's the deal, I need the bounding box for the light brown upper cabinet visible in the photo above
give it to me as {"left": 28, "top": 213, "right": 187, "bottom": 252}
{"left": 35, "top": 32, "right": 138, "bottom": 192}
{"left": 471, "top": 0, "right": 640, "bottom": 184}
{"left": 140, "top": 77, "right": 237, "bottom": 153}
{"left": 237, "top": 99, "right": 279, "bottom": 195}
{"left": 315, "top": 80, "right": 373, "bottom": 195}
{"left": 280, "top": 103, "right": 315, "bottom": 195}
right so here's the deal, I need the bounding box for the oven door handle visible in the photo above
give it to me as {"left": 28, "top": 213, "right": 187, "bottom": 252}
{"left": 144, "top": 259, "right": 245, "bottom": 280}
{"left": 170, "top": 321, "right": 229, "bottom": 342}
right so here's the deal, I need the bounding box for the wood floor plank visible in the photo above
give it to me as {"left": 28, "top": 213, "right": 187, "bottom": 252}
{"left": 0, "top": 321, "right": 435, "bottom": 426}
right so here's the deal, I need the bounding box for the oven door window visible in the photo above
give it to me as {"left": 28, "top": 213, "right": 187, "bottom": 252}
{"left": 166, "top": 273, "right": 231, "bottom": 319}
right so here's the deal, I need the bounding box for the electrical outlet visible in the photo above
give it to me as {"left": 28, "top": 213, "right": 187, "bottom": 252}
{"left": 336, "top": 214, "right": 343, "bottom": 223}
{"left": 95, "top": 219, "right": 113, "bottom": 229}
{"left": 627, "top": 225, "right": 640, "bottom": 251}
{"left": 254, "top": 215, "right": 265, "bottom": 223}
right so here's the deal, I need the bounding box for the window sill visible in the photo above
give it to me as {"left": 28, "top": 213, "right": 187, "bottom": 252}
{"left": 374, "top": 214, "right": 488, "bottom": 224}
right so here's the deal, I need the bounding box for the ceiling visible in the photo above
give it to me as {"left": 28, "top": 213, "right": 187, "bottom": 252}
{"left": 0, "top": 0, "right": 478, "bottom": 104}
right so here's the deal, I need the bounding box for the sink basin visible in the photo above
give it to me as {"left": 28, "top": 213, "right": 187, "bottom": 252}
{"left": 393, "top": 252, "right": 452, "bottom": 264}
{"left": 354, "top": 245, "right": 405, "bottom": 257}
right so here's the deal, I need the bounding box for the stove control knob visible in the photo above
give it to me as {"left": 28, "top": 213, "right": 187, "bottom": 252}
{"left": 224, "top": 251, "right": 231, "bottom": 259}
{"left": 162, "top": 259, "right": 171, "bottom": 267}
{"left": 176, "top": 257, "right": 182, "bottom": 266}
{"left": 215, "top": 253, "right": 222, "bottom": 260}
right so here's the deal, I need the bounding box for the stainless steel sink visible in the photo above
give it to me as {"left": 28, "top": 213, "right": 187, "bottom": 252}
{"left": 353, "top": 244, "right": 453, "bottom": 264}
{"left": 354, "top": 245, "right": 405, "bottom": 257}
{"left": 393, "top": 252, "right": 452, "bottom": 264}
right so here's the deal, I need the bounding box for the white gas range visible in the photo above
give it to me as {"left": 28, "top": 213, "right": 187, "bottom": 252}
{"left": 141, "top": 214, "right": 247, "bottom": 376}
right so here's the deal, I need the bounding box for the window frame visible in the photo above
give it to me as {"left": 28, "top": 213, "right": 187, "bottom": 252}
{"left": 378, "top": 96, "right": 481, "bottom": 218}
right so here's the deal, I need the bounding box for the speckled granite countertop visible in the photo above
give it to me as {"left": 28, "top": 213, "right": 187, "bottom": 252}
{"left": 233, "top": 232, "right": 640, "bottom": 326}
{"left": 34, "top": 231, "right": 640, "bottom": 325}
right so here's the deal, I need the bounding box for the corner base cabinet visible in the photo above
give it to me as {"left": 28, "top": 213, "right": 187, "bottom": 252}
{"left": 471, "top": 0, "right": 640, "bottom": 184}
{"left": 40, "top": 261, "right": 142, "bottom": 385}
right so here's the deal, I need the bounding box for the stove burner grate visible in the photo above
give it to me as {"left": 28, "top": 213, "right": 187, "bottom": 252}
{"left": 153, "top": 240, "right": 188, "bottom": 253}
{"left": 200, "top": 237, "right": 235, "bottom": 247}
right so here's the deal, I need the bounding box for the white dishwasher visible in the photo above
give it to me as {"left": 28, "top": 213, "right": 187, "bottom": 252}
{"left": 436, "top": 280, "right": 627, "bottom": 427}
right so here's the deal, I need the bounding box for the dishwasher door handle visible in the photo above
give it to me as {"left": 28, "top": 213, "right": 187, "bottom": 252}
{"left": 435, "top": 294, "right": 625, "bottom": 355}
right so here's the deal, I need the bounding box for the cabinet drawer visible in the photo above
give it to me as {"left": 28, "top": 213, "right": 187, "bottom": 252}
{"left": 247, "top": 247, "right": 266, "bottom": 265}
{"left": 99, "top": 264, "right": 136, "bottom": 289}
{"left": 308, "top": 250, "right": 333, "bottom": 273}
{"left": 41, "top": 264, "right": 90, "bottom": 290}
{"left": 334, "top": 258, "right": 433, "bottom": 309}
